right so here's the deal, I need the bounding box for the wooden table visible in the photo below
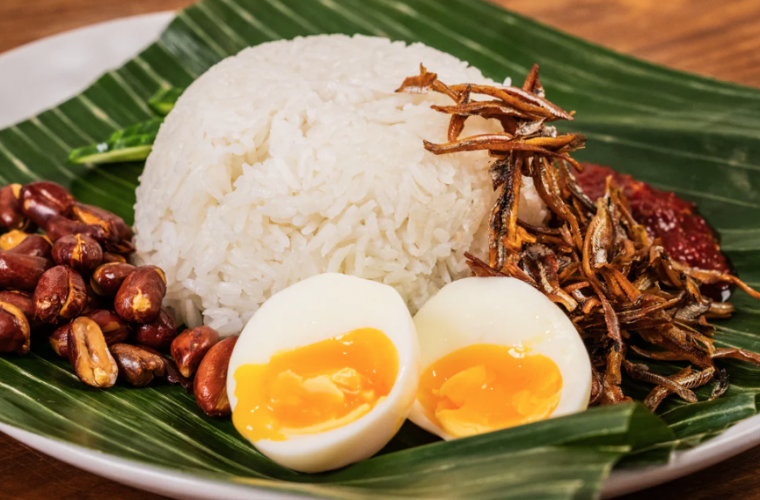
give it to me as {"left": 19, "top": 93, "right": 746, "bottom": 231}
{"left": 2, "top": 1, "right": 760, "bottom": 499}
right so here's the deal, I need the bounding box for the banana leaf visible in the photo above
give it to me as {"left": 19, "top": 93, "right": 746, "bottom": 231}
{"left": 2, "top": 0, "right": 760, "bottom": 498}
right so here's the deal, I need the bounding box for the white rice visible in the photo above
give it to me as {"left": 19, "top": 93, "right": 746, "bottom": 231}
{"left": 133, "top": 35, "right": 547, "bottom": 336}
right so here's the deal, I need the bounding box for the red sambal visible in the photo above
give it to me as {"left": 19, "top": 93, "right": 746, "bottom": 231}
{"left": 574, "top": 163, "right": 731, "bottom": 300}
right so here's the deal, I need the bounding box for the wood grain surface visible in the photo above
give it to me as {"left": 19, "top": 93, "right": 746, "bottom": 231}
{"left": 2, "top": 1, "right": 760, "bottom": 499}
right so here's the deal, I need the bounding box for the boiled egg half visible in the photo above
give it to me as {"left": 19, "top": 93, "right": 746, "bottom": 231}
{"left": 409, "top": 277, "right": 591, "bottom": 440}
{"left": 227, "top": 273, "right": 419, "bottom": 472}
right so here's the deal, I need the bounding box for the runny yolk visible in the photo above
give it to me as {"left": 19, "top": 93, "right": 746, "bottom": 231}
{"left": 232, "top": 328, "right": 398, "bottom": 441}
{"left": 418, "top": 344, "right": 562, "bottom": 438}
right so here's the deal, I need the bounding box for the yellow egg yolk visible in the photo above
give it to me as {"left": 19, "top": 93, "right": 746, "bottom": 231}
{"left": 232, "top": 328, "right": 399, "bottom": 441}
{"left": 418, "top": 344, "right": 562, "bottom": 438}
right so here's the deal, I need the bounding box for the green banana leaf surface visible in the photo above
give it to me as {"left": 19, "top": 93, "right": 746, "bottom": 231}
{"left": 2, "top": 0, "right": 760, "bottom": 498}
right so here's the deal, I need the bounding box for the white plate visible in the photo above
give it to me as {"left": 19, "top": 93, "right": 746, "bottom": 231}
{"left": 1, "top": 12, "right": 760, "bottom": 500}
{"left": 0, "top": 12, "right": 173, "bottom": 128}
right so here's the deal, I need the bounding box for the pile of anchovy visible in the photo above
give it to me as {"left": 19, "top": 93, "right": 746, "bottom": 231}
{"left": 397, "top": 64, "right": 760, "bottom": 409}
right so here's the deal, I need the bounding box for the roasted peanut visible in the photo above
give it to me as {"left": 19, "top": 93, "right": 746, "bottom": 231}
{"left": 0, "top": 184, "right": 34, "bottom": 231}
{"left": 8, "top": 234, "right": 52, "bottom": 260}
{"left": 0, "top": 290, "right": 40, "bottom": 329}
{"left": 49, "top": 324, "right": 70, "bottom": 357}
{"left": 133, "top": 308, "right": 177, "bottom": 350}
{"left": 136, "top": 344, "right": 193, "bottom": 392}
{"left": 70, "top": 203, "right": 133, "bottom": 253}
{"left": 109, "top": 344, "right": 166, "bottom": 387}
{"left": 0, "top": 230, "right": 28, "bottom": 250}
{"left": 50, "top": 310, "right": 129, "bottom": 358}
{"left": 90, "top": 262, "right": 135, "bottom": 296}
{"left": 171, "top": 326, "right": 221, "bottom": 378}
{"left": 19, "top": 181, "right": 75, "bottom": 227}
{"left": 43, "top": 215, "right": 107, "bottom": 243}
{"left": 164, "top": 357, "right": 194, "bottom": 393}
{"left": 83, "top": 283, "right": 103, "bottom": 313}
{"left": 0, "top": 290, "right": 33, "bottom": 318}
{"left": 102, "top": 252, "right": 127, "bottom": 264}
{"left": 87, "top": 309, "right": 130, "bottom": 344}
{"left": 194, "top": 336, "right": 238, "bottom": 417}
{"left": 0, "top": 301, "right": 31, "bottom": 355}
{"left": 52, "top": 234, "right": 103, "bottom": 273}
{"left": 114, "top": 266, "right": 166, "bottom": 323}
{"left": 68, "top": 316, "right": 118, "bottom": 388}
{"left": 0, "top": 251, "right": 51, "bottom": 291}
{"left": 33, "top": 265, "right": 87, "bottom": 323}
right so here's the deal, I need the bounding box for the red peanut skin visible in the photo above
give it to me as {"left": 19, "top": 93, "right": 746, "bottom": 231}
{"left": 71, "top": 203, "right": 133, "bottom": 242}
{"left": 87, "top": 309, "right": 131, "bottom": 344}
{"left": 133, "top": 308, "right": 177, "bottom": 351}
{"left": 8, "top": 235, "right": 51, "bottom": 260}
{"left": 19, "top": 181, "right": 75, "bottom": 227}
{"left": 0, "top": 251, "right": 51, "bottom": 291}
{"left": 0, "top": 184, "right": 32, "bottom": 231}
{"left": 0, "top": 291, "right": 34, "bottom": 320}
{"left": 114, "top": 266, "right": 166, "bottom": 323}
{"left": 52, "top": 234, "right": 103, "bottom": 273}
{"left": 137, "top": 344, "right": 194, "bottom": 393}
{"left": 102, "top": 252, "right": 127, "bottom": 264}
{"left": 0, "top": 301, "right": 30, "bottom": 355}
{"left": 194, "top": 336, "right": 238, "bottom": 417}
{"left": 0, "top": 290, "right": 41, "bottom": 329}
{"left": 171, "top": 326, "right": 221, "bottom": 378}
{"left": 33, "top": 266, "right": 87, "bottom": 324}
{"left": 49, "top": 324, "right": 70, "bottom": 357}
{"left": 50, "top": 309, "right": 131, "bottom": 359}
{"left": 110, "top": 343, "right": 166, "bottom": 387}
{"left": 90, "top": 262, "right": 135, "bottom": 297}
{"left": 43, "top": 215, "right": 107, "bottom": 244}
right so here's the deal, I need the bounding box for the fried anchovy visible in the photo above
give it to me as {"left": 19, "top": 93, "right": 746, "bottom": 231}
{"left": 466, "top": 252, "right": 540, "bottom": 291}
{"left": 670, "top": 261, "right": 760, "bottom": 299}
{"left": 642, "top": 366, "right": 716, "bottom": 412}
{"left": 713, "top": 347, "right": 760, "bottom": 365}
{"left": 560, "top": 160, "right": 595, "bottom": 212}
{"left": 522, "top": 243, "right": 578, "bottom": 311}
{"left": 522, "top": 63, "right": 546, "bottom": 99}
{"left": 630, "top": 345, "right": 688, "bottom": 361}
{"left": 589, "top": 364, "right": 604, "bottom": 405}
{"left": 582, "top": 196, "right": 614, "bottom": 291}
{"left": 466, "top": 252, "right": 509, "bottom": 278}
{"left": 447, "top": 84, "right": 471, "bottom": 142}
{"left": 534, "top": 157, "right": 584, "bottom": 250}
{"left": 395, "top": 63, "right": 459, "bottom": 101}
{"left": 708, "top": 302, "right": 735, "bottom": 318}
{"left": 616, "top": 293, "right": 683, "bottom": 325}
{"left": 518, "top": 219, "right": 561, "bottom": 235}
{"left": 399, "top": 62, "right": 760, "bottom": 408}
{"left": 432, "top": 101, "right": 529, "bottom": 119}
{"left": 501, "top": 155, "right": 524, "bottom": 254}
{"left": 487, "top": 155, "right": 523, "bottom": 268}
{"left": 709, "top": 368, "right": 730, "bottom": 401}
{"left": 448, "top": 83, "right": 570, "bottom": 121}
{"left": 624, "top": 360, "right": 698, "bottom": 403}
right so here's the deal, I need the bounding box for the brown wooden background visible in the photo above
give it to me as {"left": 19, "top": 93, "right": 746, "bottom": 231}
{"left": 2, "top": 0, "right": 760, "bottom": 499}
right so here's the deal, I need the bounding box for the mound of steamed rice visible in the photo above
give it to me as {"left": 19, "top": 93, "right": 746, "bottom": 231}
{"left": 133, "top": 34, "right": 547, "bottom": 336}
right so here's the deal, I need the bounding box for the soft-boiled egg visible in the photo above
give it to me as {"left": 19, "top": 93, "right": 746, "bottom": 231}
{"left": 227, "top": 273, "right": 419, "bottom": 473}
{"left": 409, "top": 277, "right": 591, "bottom": 440}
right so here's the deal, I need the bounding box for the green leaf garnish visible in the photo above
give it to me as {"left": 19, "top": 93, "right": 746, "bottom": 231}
{"left": 67, "top": 118, "right": 162, "bottom": 165}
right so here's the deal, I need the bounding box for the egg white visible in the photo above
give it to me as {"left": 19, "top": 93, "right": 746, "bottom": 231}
{"left": 408, "top": 276, "right": 592, "bottom": 440}
{"left": 227, "top": 273, "right": 420, "bottom": 473}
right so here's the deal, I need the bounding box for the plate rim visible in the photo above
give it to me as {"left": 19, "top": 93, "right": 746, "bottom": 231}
{"left": 1, "top": 11, "right": 759, "bottom": 500}
{"left": 0, "top": 423, "right": 302, "bottom": 500}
